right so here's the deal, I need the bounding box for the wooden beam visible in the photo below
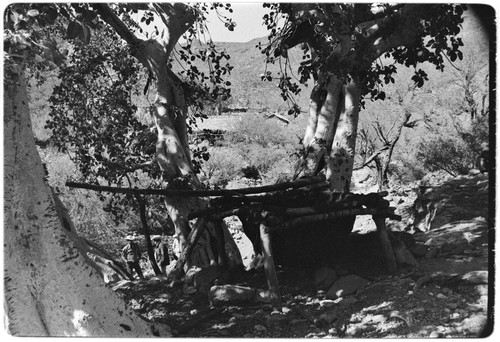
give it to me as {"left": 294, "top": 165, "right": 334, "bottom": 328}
{"left": 281, "top": 208, "right": 401, "bottom": 230}
{"left": 134, "top": 194, "right": 162, "bottom": 275}
{"left": 66, "top": 175, "right": 326, "bottom": 198}
{"left": 259, "top": 216, "right": 281, "bottom": 308}
{"left": 373, "top": 215, "right": 398, "bottom": 274}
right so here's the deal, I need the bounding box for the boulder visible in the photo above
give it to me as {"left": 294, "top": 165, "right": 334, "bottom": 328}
{"left": 193, "top": 265, "right": 221, "bottom": 294}
{"left": 409, "top": 243, "right": 429, "bottom": 258}
{"left": 326, "top": 275, "right": 369, "bottom": 299}
{"left": 393, "top": 239, "right": 418, "bottom": 266}
{"left": 183, "top": 265, "right": 221, "bottom": 294}
{"left": 208, "top": 285, "right": 257, "bottom": 306}
{"left": 314, "top": 267, "right": 338, "bottom": 290}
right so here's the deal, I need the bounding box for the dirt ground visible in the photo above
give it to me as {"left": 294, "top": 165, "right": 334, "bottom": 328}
{"left": 114, "top": 173, "right": 493, "bottom": 338}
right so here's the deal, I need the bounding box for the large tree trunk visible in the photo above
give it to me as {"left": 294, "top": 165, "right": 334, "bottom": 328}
{"left": 4, "top": 61, "right": 170, "bottom": 336}
{"left": 326, "top": 76, "right": 361, "bottom": 192}
{"left": 95, "top": 4, "right": 242, "bottom": 273}
{"left": 295, "top": 74, "right": 361, "bottom": 192}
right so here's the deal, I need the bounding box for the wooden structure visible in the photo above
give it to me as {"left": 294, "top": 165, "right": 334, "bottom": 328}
{"left": 67, "top": 175, "right": 401, "bottom": 307}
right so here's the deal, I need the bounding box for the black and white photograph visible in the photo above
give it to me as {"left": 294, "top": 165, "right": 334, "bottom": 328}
{"left": 3, "top": 2, "right": 495, "bottom": 337}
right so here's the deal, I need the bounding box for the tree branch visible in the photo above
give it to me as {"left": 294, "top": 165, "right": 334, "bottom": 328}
{"left": 355, "top": 4, "right": 439, "bottom": 61}
{"left": 93, "top": 4, "right": 141, "bottom": 47}
{"left": 353, "top": 144, "right": 390, "bottom": 170}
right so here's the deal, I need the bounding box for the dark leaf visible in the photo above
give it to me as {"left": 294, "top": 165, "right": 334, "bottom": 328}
{"left": 67, "top": 20, "right": 82, "bottom": 40}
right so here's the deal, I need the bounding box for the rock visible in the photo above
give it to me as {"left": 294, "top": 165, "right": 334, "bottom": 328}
{"left": 218, "top": 330, "right": 230, "bottom": 336}
{"left": 409, "top": 243, "right": 429, "bottom": 258}
{"left": 437, "top": 293, "right": 447, "bottom": 299}
{"left": 319, "top": 312, "right": 337, "bottom": 324}
{"left": 462, "top": 271, "right": 488, "bottom": 284}
{"left": 319, "top": 299, "right": 337, "bottom": 307}
{"left": 326, "top": 275, "right": 369, "bottom": 299}
{"left": 208, "top": 285, "right": 256, "bottom": 306}
{"left": 393, "top": 239, "right": 419, "bottom": 266}
{"left": 193, "top": 265, "right": 221, "bottom": 294}
{"left": 242, "top": 333, "right": 254, "bottom": 338}
{"left": 429, "top": 331, "right": 442, "bottom": 338}
{"left": 183, "top": 266, "right": 202, "bottom": 284}
{"left": 267, "top": 313, "right": 287, "bottom": 324}
{"left": 254, "top": 324, "right": 267, "bottom": 331}
{"left": 182, "top": 285, "right": 197, "bottom": 294}
{"left": 461, "top": 315, "right": 488, "bottom": 334}
{"left": 314, "top": 267, "right": 338, "bottom": 290}
{"left": 282, "top": 306, "right": 292, "bottom": 314}
{"left": 253, "top": 289, "right": 272, "bottom": 303}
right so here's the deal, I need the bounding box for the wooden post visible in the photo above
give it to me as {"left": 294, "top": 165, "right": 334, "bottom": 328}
{"left": 259, "top": 216, "right": 281, "bottom": 308}
{"left": 134, "top": 194, "right": 162, "bottom": 275}
{"left": 211, "top": 219, "right": 228, "bottom": 268}
{"left": 373, "top": 215, "right": 397, "bottom": 274}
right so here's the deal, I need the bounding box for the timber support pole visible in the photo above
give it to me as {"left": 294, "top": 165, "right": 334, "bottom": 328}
{"left": 212, "top": 219, "right": 229, "bottom": 268}
{"left": 259, "top": 212, "right": 281, "bottom": 309}
{"left": 134, "top": 194, "right": 162, "bottom": 275}
{"left": 373, "top": 215, "right": 397, "bottom": 274}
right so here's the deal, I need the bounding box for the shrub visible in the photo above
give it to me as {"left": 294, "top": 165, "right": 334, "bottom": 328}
{"left": 42, "top": 148, "right": 137, "bottom": 259}
{"left": 389, "top": 159, "right": 426, "bottom": 184}
{"left": 226, "top": 113, "right": 300, "bottom": 149}
{"left": 201, "top": 147, "right": 246, "bottom": 187}
{"left": 416, "top": 136, "right": 475, "bottom": 176}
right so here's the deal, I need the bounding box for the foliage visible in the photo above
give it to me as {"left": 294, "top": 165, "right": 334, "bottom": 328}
{"left": 39, "top": 3, "right": 238, "bottom": 227}
{"left": 416, "top": 136, "right": 476, "bottom": 177}
{"left": 47, "top": 26, "right": 153, "bottom": 184}
{"left": 256, "top": 3, "right": 467, "bottom": 112}
{"left": 199, "top": 113, "right": 304, "bottom": 187}
{"left": 226, "top": 114, "right": 299, "bottom": 148}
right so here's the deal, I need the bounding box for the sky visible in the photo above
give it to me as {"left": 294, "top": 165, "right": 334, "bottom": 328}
{"left": 203, "top": 3, "right": 270, "bottom": 42}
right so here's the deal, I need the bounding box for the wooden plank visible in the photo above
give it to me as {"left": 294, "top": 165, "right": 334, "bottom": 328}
{"left": 281, "top": 208, "right": 401, "bottom": 230}
{"left": 134, "top": 194, "right": 162, "bottom": 275}
{"left": 373, "top": 215, "right": 398, "bottom": 274}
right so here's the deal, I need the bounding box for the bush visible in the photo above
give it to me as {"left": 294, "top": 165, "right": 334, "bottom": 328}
{"left": 201, "top": 147, "right": 246, "bottom": 187}
{"left": 389, "top": 160, "right": 426, "bottom": 184}
{"left": 42, "top": 148, "right": 136, "bottom": 259}
{"left": 416, "top": 136, "right": 476, "bottom": 177}
{"left": 198, "top": 112, "right": 304, "bottom": 187}
{"left": 226, "top": 113, "right": 300, "bottom": 149}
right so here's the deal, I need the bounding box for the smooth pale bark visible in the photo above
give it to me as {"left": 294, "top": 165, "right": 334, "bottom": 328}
{"left": 326, "top": 76, "right": 361, "bottom": 192}
{"left": 295, "top": 75, "right": 343, "bottom": 179}
{"left": 4, "top": 62, "right": 170, "bottom": 336}
{"left": 296, "top": 75, "right": 361, "bottom": 193}
{"left": 286, "top": 4, "right": 440, "bottom": 191}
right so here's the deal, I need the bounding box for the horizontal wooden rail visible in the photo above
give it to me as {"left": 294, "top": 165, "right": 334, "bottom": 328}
{"left": 65, "top": 175, "right": 326, "bottom": 198}
{"left": 278, "top": 208, "right": 401, "bottom": 231}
